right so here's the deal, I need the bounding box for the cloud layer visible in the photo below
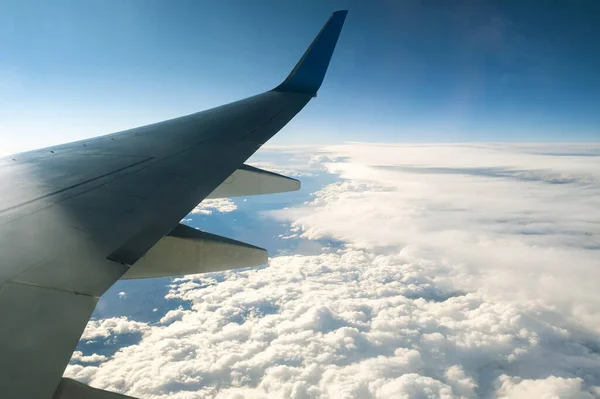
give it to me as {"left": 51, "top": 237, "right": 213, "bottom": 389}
{"left": 66, "top": 144, "right": 600, "bottom": 398}
{"left": 275, "top": 144, "right": 600, "bottom": 332}
{"left": 191, "top": 198, "right": 238, "bottom": 215}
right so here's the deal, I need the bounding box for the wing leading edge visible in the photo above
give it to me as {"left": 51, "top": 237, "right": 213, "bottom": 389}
{"left": 0, "top": 10, "right": 347, "bottom": 399}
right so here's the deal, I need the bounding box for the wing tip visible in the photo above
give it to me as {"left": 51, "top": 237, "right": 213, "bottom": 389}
{"left": 273, "top": 10, "right": 348, "bottom": 95}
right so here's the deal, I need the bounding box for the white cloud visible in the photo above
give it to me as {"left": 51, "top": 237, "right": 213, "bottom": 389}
{"left": 80, "top": 317, "right": 150, "bottom": 341}
{"left": 495, "top": 375, "right": 595, "bottom": 399}
{"left": 272, "top": 143, "right": 600, "bottom": 333}
{"left": 191, "top": 198, "right": 238, "bottom": 215}
{"left": 160, "top": 307, "right": 187, "bottom": 325}
{"left": 70, "top": 351, "right": 108, "bottom": 364}
{"left": 118, "top": 291, "right": 127, "bottom": 299}
{"left": 66, "top": 144, "right": 600, "bottom": 398}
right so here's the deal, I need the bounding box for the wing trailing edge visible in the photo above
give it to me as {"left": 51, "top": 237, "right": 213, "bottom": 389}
{"left": 121, "top": 223, "right": 267, "bottom": 279}
{"left": 207, "top": 164, "right": 300, "bottom": 199}
{"left": 53, "top": 378, "right": 135, "bottom": 398}
{"left": 122, "top": 163, "right": 299, "bottom": 279}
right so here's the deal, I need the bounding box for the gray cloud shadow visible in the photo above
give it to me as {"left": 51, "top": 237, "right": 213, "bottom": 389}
{"left": 375, "top": 165, "right": 589, "bottom": 185}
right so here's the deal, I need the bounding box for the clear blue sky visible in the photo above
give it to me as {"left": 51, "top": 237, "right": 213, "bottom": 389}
{"left": 1, "top": 0, "right": 599, "bottom": 153}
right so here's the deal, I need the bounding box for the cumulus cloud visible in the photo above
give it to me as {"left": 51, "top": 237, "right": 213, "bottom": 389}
{"left": 79, "top": 317, "right": 150, "bottom": 341}
{"left": 191, "top": 198, "right": 238, "bottom": 215}
{"left": 71, "top": 351, "right": 108, "bottom": 364}
{"left": 495, "top": 375, "right": 594, "bottom": 399}
{"left": 66, "top": 144, "right": 600, "bottom": 398}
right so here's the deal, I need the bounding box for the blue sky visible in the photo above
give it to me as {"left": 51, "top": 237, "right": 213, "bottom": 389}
{"left": 1, "top": 0, "right": 599, "bottom": 153}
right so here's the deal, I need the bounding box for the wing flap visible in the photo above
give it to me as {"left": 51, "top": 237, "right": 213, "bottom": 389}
{"left": 207, "top": 164, "right": 300, "bottom": 199}
{"left": 121, "top": 223, "right": 267, "bottom": 279}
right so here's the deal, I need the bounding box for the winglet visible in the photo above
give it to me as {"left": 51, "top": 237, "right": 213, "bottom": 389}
{"left": 273, "top": 10, "right": 347, "bottom": 95}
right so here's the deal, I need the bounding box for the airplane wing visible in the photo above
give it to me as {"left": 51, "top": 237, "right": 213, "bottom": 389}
{"left": 0, "top": 10, "right": 347, "bottom": 399}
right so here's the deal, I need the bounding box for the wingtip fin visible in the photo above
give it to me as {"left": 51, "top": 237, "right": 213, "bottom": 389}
{"left": 273, "top": 10, "right": 348, "bottom": 95}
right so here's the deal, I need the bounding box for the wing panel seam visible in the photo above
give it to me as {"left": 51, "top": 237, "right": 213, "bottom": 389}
{"left": 0, "top": 157, "right": 154, "bottom": 215}
{"left": 5, "top": 279, "right": 98, "bottom": 298}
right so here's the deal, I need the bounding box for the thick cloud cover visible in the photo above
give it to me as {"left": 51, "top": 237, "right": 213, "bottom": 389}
{"left": 66, "top": 144, "right": 600, "bottom": 398}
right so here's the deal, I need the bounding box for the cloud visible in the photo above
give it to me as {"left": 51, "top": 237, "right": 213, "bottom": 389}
{"left": 191, "top": 198, "right": 238, "bottom": 215}
{"left": 495, "top": 376, "right": 594, "bottom": 399}
{"left": 79, "top": 317, "right": 150, "bottom": 341}
{"left": 273, "top": 143, "right": 600, "bottom": 332}
{"left": 70, "top": 351, "right": 108, "bottom": 364}
{"left": 66, "top": 144, "right": 600, "bottom": 398}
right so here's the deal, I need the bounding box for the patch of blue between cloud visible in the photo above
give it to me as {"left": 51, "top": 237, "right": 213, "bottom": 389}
{"left": 76, "top": 332, "right": 145, "bottom": 360}
{"left": 92, "top": 277, "right": 191, "bottom": 323}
